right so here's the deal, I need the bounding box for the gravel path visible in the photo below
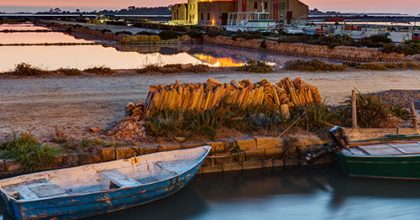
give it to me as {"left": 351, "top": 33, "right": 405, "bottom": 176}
{"left": 1, "top": 70, "right": 419, "bottom": 140}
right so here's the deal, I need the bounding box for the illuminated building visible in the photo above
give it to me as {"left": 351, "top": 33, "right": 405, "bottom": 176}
{"left": 171, "top": 0, "right": 308, "bottom": 26}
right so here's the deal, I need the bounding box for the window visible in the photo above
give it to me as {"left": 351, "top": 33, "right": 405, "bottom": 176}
{"left": 264, "top": 2, "right": 268, "bottom": 9}
{"left": 254, "top": 2, "right": 258, "bottom": 9}
{"left": 207, "top": 13, "right": 210, "bottom": 20}
{"left": 201, "top": 13, "right": 204, "bottom": 20}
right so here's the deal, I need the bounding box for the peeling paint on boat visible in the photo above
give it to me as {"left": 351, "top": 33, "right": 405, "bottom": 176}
{"left": 0, "top": 146, "right": 211, "bottom": 220}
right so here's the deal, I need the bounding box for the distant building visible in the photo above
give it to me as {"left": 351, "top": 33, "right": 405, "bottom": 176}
{"left": 171, "top": 0, "right": 308, "bottom": 26}
{"left": 171, "top": 3, "right": 189, "bottom": 25}
{"left": 198, "top": 1, "right": 236, "bottom": 26}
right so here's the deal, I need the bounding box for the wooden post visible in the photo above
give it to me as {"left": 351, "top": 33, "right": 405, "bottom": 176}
{"left": 410, "top": 98, "right": 418, "bottom": 129}
{"left": 352, "top": 89, "right": 358, "bottom": 128}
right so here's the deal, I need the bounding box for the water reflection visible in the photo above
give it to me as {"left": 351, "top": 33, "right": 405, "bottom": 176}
{"left": 0, "top": 45, "right": 204, "bottom": 71}
{"left": 2, "top": 167, "right": 420, "bottom": 219}
{"left": 0, "top": 23, "right": 49, "bottom": 31}
{"left": 0, "top": 24, "right": 311, "bottom": 71}
{"left": 0, "top": 32, "right": 92, "bottom": 44}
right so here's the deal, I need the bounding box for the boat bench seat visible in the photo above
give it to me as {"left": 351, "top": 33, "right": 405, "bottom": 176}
{"left": 11, "top": 180, "right": 67, "bottom": 200}
{"left": 101, "top": 169, "right": 141, "bottom": 188}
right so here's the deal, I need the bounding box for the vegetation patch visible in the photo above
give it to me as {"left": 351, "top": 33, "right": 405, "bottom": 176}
{"left": 346, "top": 62, "right": 420, "bottom": 71}
{"left": 8, "top": 63, "right": 49, "bottom": 76}
{"left": 119, "top": 35, "right": 162, "bottom": 44}
{"left": 0, "top": 132, "right": 60, "bottom": 172}
{"left": 158, "top": 30, "right": 180, "bottom": 40}
{"left": 332, "top": 91, "right": 404, "bottom": 128}
{"left": 237, "top": 60, "right": 273, "bottom": 73}
{"left": 137, "top": 64, "right": 209, "bottom": 74}
{"left": 58, "top": 68, "right": 82, "bottom": 76}
{"left": 84, "top": 66, "right": 114, "bottom": 75}
{"left": 284, "top": 60, "right": 347, "bottom": 71}
{"left": 382, "top": 41, "right": 420, "bottom": 55}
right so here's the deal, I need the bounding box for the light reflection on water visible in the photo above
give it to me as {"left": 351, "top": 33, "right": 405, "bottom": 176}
{"left": 0, "top": 25, "right": 309, "bottom": 72}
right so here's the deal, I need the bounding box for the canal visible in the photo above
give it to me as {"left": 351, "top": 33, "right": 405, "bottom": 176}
{"left": 2, "top": 165, "right": 420, "bottom": 219}
{"left": 84, "top": 166, "right": 420, "bottom": 220}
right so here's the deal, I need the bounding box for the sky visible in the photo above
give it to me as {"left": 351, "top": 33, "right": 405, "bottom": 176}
{"left": 0, "top": 0, "right": 419, "bottom": 14}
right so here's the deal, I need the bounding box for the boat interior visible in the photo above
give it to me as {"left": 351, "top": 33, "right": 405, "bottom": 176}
{"left": 0, "top": 146, "right": 210, "bottom": 201}
{"left": 344, "top": 142, "right": 420, "bottom": 156}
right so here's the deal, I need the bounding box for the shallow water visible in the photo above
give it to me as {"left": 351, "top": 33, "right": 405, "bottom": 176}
{"left": 0, "top": 23, "right": 308, "bottom": 72}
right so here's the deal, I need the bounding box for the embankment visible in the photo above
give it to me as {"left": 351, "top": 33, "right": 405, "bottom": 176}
{"left": 202, "top": 36, "right": 406, "bottom": 62}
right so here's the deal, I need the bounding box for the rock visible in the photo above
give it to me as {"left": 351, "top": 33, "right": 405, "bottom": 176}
{"left": 174, "top": 136, "right": 187, "bottom": 142}
{"left": 89, "top": 127, "right": 101, "bottom": 133}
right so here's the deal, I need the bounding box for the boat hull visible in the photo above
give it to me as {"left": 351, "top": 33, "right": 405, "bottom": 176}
{"left": 335, "top": 152, "right": 420, "bottom": 179}
{"left": 0, "top": 148, "right": 209, "bottom": 220}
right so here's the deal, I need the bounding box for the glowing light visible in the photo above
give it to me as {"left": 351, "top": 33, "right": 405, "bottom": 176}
{"left": 193, "top": 54, "right": 244, "bottom": 67}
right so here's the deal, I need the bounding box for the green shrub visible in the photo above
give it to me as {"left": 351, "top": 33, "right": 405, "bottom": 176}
{"left": 360, "top": 35, "right": 392, "bottom": 47}
{"left": 187, "top": 31, "right": 204, "bottom": 41}
{"left": 10, "top": 63, "right": 48, "bottom": 76}
{"left": 337, "top": 92, "right": 393, "bottom": 128}
{"left": 238, "top": 60, "right": 273, "bottom": 73}
{"left": 145, "top": 103, "right": 288, "bottom": 139}
{"left": 389, "top": 104, "right": 411, "bottom": 120}
{"left": 284, "top": 60, "right": 347, "bottom": 71}
{"left": 0, "top": 132, "right": 60, "bottom": 172}
{"left": 290, "top": 103, "right": 333, "bottom": 132}
{"left": 382, "top": 41, "right": 420, "bottom": 55}
{"left": 84, "top": 66, "right": 114, "bottom": 74}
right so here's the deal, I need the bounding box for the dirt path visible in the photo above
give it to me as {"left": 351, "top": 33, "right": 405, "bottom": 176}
{"left": 1, "top": 70, "right": 419, "bottom": 140}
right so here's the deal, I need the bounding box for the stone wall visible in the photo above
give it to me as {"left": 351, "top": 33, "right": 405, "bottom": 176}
{"left": 202, "top": 35, "right": 406, "bottom": 62}
{"left": 0, "top": 134, "right": 329, "bottom": 177}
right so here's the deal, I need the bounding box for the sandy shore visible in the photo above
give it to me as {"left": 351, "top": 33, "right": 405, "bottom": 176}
{"left": 1, "top": 69, "right": 419, "bottom": 140}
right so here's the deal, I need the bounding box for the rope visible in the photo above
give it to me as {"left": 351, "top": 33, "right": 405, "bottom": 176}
{"left": 277, "top": 112, "right": 306, "bottom": 138}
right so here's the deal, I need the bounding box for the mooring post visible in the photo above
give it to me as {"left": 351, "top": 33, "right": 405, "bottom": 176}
{"left": 352, "top": 89, "right": 358, "bottom": 128}
{"left": 410, "top": 98, "right": 418, "bottom": 129}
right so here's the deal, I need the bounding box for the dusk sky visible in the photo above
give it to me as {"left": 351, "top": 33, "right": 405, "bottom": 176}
{"left": 0, "top": 0, "right": 419, "bottom": 14}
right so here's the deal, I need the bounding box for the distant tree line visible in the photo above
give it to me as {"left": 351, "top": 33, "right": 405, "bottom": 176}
{"left": 36, "top": 6, "right": 171, "bottom": 15}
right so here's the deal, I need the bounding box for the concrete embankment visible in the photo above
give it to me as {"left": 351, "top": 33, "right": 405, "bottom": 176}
{"left": 201, "top": 36, "right": 406, "bottom": 63}
{"left": 1, "top": 127, "right": 419, "bottom": 177}
{"left": 0, "top": 134, "right": 329, "bottom": 177}
{"left": 43, "top": 21, "right": 408, "bottom": 63}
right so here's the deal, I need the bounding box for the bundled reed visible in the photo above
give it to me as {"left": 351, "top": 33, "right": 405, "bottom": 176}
{"left": 143, "top": 77, "right": 322, "bottom": 117}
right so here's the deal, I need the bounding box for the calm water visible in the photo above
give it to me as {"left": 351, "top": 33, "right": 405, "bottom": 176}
{"left": 0, "top": 24, "right": 306, "bottom": 72}
{"left": 2, "top": 166, "right": 420, "bottom": 220}
{"left": 91, "top": 166, "right": 420, "bottom": 220}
